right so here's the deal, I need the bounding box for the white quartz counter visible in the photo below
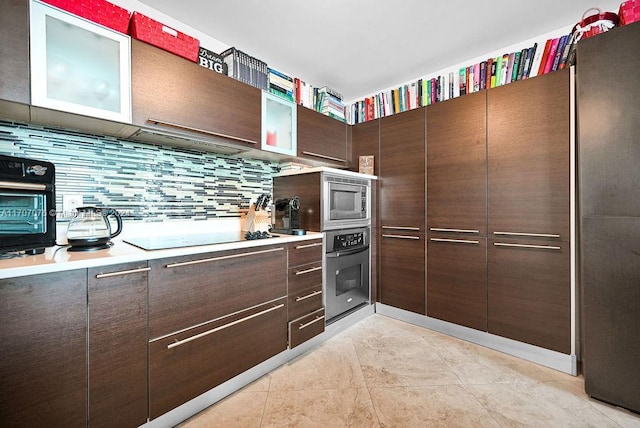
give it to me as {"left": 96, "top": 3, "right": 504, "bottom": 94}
{"left": 0, "top": 219, "right": 323, "bottom": 279}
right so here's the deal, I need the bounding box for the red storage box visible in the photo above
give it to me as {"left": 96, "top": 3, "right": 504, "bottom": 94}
{"left": 619, "top": 1, "right": 639, "bottom": 25}
{"left": 129, "top": 12, "right": 200, "bottom": 62}
{"left": 41, "top": 0, "right": 131, "bottom": 34}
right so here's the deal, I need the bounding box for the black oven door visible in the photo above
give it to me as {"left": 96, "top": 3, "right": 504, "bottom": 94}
{"left": 325, "top": 245, "right": 370, "bottom": 321}
{"left": 0, "top": 185, "right": 56, "bottom": 254}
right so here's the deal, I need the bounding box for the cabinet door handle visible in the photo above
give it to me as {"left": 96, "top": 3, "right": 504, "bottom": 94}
{"left": 493, "top": 231, "right": 560, "bottom": 239}
{"left": 166, "top": 247, "right": 284, "bottom": 268}
{"left": 295, "top": 289, "right": 322, "bottom": 302}
{"left": 298, "top": 315, "right": 325, "bottom": 330}
{"left": 295, "top": 266, "right": 323, "bottom": 275}
{"left": 382, "top": 234, "right": 420, "bottom": 240}
{"left": 429, "top": 228, "right": 479, "bottom": 234}
{"left": 295, "top": 242, "right": 323, "bottom": 249}
{"left": 493, "top": 242, "right": 561, "bottom": 251}
{"left": 147, "top": 118, "right": 258, "bottom": 145}
{"left": 382, "top": 226, "right": 421, "bottom": 231}
{"left": 95, "top": 267, "right": 151, "bottom": 279}
{"left": 301, "top": 151, "right": 347, "bottom": 163}
{"left": 429, "top": 238, "right": 479, "bottom": 245}
{"left": 167, "top": 303, "right": 285, "bottom": 349}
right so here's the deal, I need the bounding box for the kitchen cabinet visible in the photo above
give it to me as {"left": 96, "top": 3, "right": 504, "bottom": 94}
{"left": 378, "top": 108, "right": 426, "bottom": 314}
{"left": 262, "top": 91, "right": 297, "bottom": 156}
{"left": 131, "top": 39, "right": 261, "bottom": 149}
{"left": 147, "top": 245, "right": 288, "bottom": 419}
{"left": 88, "top": 262, "right": 149, "bottom": 428}
{"left": 578, "top": 22, "right": 640, "bottom": 414}
{"left": 0, "top": 270, "right": 87, "bottom": 427}
{"left": 30, "top": 0, "right": 132, "bottom": 123}
{"left": 426, "top": 91, "right": 487, "bottom": 331}
{"left": 297, "top": 106, "right": 348, "bottom": 165}
{"left": 272, "top": 172, "right": 323, "bottom": 232}
{"left": 487, "top": 68, "right": 572, "bottom": 352}
{"left": 0, "top": 0, "right": 30, "bottom": 105}
{"left": 287, "top": 239, "right": 325, "bottom": 347}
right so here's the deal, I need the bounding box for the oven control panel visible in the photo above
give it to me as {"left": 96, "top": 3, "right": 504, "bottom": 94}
{"left": 331, "top": 231, "right": 367, "bottom": 251}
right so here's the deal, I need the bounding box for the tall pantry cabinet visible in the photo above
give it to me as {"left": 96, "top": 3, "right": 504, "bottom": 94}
{"left": 378, "top": 108, "right": 426, "bottom": 315}
{"left": 577, "top": 22, "right": 640, "bottom": 414}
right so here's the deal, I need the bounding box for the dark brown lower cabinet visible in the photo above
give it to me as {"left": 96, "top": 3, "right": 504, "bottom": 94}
{"left": 0, "top": 270, "right": 87, "bottom": 427}
{"left": 379, "top": 232, "right": 425, "bottom": 314}
{"left": 88, "top": 262, "right": 149, "bottom": 428}
{"left": 427, "top": 236, "right": 487, "bottom": 331}
{"left": 149, "top": 299, "right": 287, "bottom": 419}
{"left": 582, "top": 216, "right": 640, "bottom": 413}
{"left": 487, "top": 238, "right": 570, "bottom": 354}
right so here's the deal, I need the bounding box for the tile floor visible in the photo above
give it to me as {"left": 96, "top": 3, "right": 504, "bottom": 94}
{"left": 179, "top": 314, "right": 640, "bottom": 427}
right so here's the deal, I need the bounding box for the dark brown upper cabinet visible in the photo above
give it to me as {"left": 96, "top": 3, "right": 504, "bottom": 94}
{"left": 0, "top": 0, "right": 30, "bottom": 105}
{"left": 350, "top": 119, "right": 380, "bottom": 175}
{"left": 297, "top": 106, "right": 348, "bottom": 165}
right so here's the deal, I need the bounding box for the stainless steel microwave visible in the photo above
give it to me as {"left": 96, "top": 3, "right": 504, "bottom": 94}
{"left": 0, "top": 155, "right": 56, "bottom": 255}
{"left": 322, "top": 173, "right": 370, "bottom": 230}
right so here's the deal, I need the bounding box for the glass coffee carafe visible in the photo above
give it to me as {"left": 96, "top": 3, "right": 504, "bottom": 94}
{"left": 66, "top": 206, "right": 122, "bottom": 251}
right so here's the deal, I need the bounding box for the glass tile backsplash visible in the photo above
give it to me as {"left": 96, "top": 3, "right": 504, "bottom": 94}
{"left": 0, "top": 121, "right": 278, "bottom": 222}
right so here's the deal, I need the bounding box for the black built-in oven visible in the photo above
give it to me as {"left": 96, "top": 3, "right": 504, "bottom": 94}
{"left": 324, "top": 227, "right": 370, "bottom": 322}
{"left": 0, "top": 155, "right": 56, "bottom": 254}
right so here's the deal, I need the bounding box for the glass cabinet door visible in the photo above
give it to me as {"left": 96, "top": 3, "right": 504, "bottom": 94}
{"left": 261, "top": 92, "right": 297, "bottom": 156}
{"left": 29, "top": 0, "right": 131, "bottom": 123}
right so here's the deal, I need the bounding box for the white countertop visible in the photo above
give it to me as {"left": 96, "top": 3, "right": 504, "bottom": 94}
{"left": 0, "top": 219, "right": 323, "bottom": 279}
{"left": 274, "top": 166, "right": 377, "bottom": 180}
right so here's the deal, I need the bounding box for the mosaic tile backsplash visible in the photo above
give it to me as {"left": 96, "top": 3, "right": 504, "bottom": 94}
{"left": 0, "top": 121, "right": 279, "bottom": 222}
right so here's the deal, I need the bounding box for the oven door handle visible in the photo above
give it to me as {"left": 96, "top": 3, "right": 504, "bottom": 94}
{"left": 326, "top": 246, "right": 369, "bottom": 258}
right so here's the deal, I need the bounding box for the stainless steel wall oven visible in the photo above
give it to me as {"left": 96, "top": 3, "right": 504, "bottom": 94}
{"left": 0, "top": 155, "right": 56, "bottom": 254}
{"left": 324, "top": 226, "right": 370, "bottom": 322}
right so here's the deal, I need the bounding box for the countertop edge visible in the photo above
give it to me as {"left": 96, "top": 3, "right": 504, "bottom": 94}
{"left": 0, "top": 232, "right": 323, "bottom": 279}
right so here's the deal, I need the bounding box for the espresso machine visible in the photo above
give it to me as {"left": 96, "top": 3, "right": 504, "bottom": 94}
{"left": 271, "top": 197, "right": 305, "bottom": 235}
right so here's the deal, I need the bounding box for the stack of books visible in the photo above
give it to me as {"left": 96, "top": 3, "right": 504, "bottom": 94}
{"left": 220, "top": 47, "right": 268, "bottom": 90}
{"left": 293, "top": 78, "right": 315, "bottom": 109}
{"left": 316, "top": 87, "right": 346, "bottom": 122}
{"left": 268, "top": 68, "right": 294, "bottom": 102}
{"left": 535, "top": 33, "right": 575, "bottom": 76}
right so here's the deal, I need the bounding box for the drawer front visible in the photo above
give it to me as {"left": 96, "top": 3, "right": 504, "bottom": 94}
{"left": 288, "top": 239, "right": 323, "bottom": 267}
{"left": 288, "top": 260, "right": 323, "bottom": 295}
{"left": 148, "top": 245, "right": 287, "bottom": 339}
{"left": 289, "top": 308, "right": 325, "bottom": 348}
{"left": 149, "top": 298, "right": 287, "bottom": 419}
{"left": 288, "top": 284, "right": 323, "bottom": 321}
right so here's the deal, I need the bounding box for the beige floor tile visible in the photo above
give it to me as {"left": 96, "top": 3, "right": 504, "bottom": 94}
{"left": 242, "top": 375, "right": 271, "bottom": 392}
{"left": 352, "top": 335, "right": 461, "bottom": 387}
{"left": 369, "top": 385, "right": 500, "bottom": 427}
{"left": 585, "top": 395, "right": 640, "bottom": 428}
{"left": 268, "top": 336, "right": 366, "bottom": 391}
{"left": 177, "top": 391, "right": 267, "bottom": 428}
{"left": 467, "top": 381, "right": 623, "bottom": 427}
{"left": 261, "top": 388, "right": 379, "bottom": 428}
{"left": 333, "top": 313, "right": 429, "bottom": 340}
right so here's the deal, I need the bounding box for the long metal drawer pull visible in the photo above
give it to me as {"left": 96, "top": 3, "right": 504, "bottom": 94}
{"left": 0, "top": 181, "right": 47, "bottom": 191}
{"left": 166, "top": 247, "right": 284, "bottom": 268}
{"left": 493, "top": 231, "right": 560, "bottom": 238}
{"left": 430, "top": 238, "right": 479, "bottom": 244}
{"left": 95, "top": 267, "right": 151, "bottom": 279}
{"left": 148, "top": 118, "right": 258, "bottom": 145}
{"left": 295, "top": 265, "right": 323, "bottom": 275}
{"left": 295, "top": 289, "right": 323, "bottom": 302}
{"left": 494, "top": 242, "right": 561, "bottom": 250}
{"left": 382, "top": 234, "right": 420, "bottom": 240}
{"left": 429, "top": 228, "right": 479, "bottom": 234}
{"left": 298, "top": 315, "right": 325, "bottom": 330}
{"left": 382, "top": 226, "right": 421, "bottom": 231}
{"left": 301, "top": 151, "right": 347, "bottom": 163}
{"left": 295, "top": 242, "right": 323, "bottom": 249}
{"left": 167, "top": 304, "right": 285, "bottom": 349}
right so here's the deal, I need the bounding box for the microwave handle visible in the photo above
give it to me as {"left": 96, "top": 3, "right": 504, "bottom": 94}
{"left": 326, "top": 246, "right": 369, "bottom": 258}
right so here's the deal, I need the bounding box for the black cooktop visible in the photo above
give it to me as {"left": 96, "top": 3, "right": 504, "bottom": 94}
{"left": 124, "top": 231, "right": 248, "bottom": 251}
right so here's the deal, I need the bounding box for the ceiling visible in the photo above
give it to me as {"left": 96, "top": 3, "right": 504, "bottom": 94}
{"left": 138, "top": 0, "right": 622, "bottom": 101}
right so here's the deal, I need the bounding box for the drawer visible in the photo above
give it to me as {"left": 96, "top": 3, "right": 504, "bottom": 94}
{"left": 288, "top": 239, "right": 323, "bottom": 267}
{"left": 148, "top": 245, "right": 287, "bottom": 339}
{"left": 288, "top": 284, "right": 323, "bottom": 321}
{"left": 289, "top": 308, "right": 325, "bottom": 348}
{"left": 149, "top": 298, "right": 287, "bottom": 419}
{"left": 288, "top": 260, "right": 322, "bottom": 295}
